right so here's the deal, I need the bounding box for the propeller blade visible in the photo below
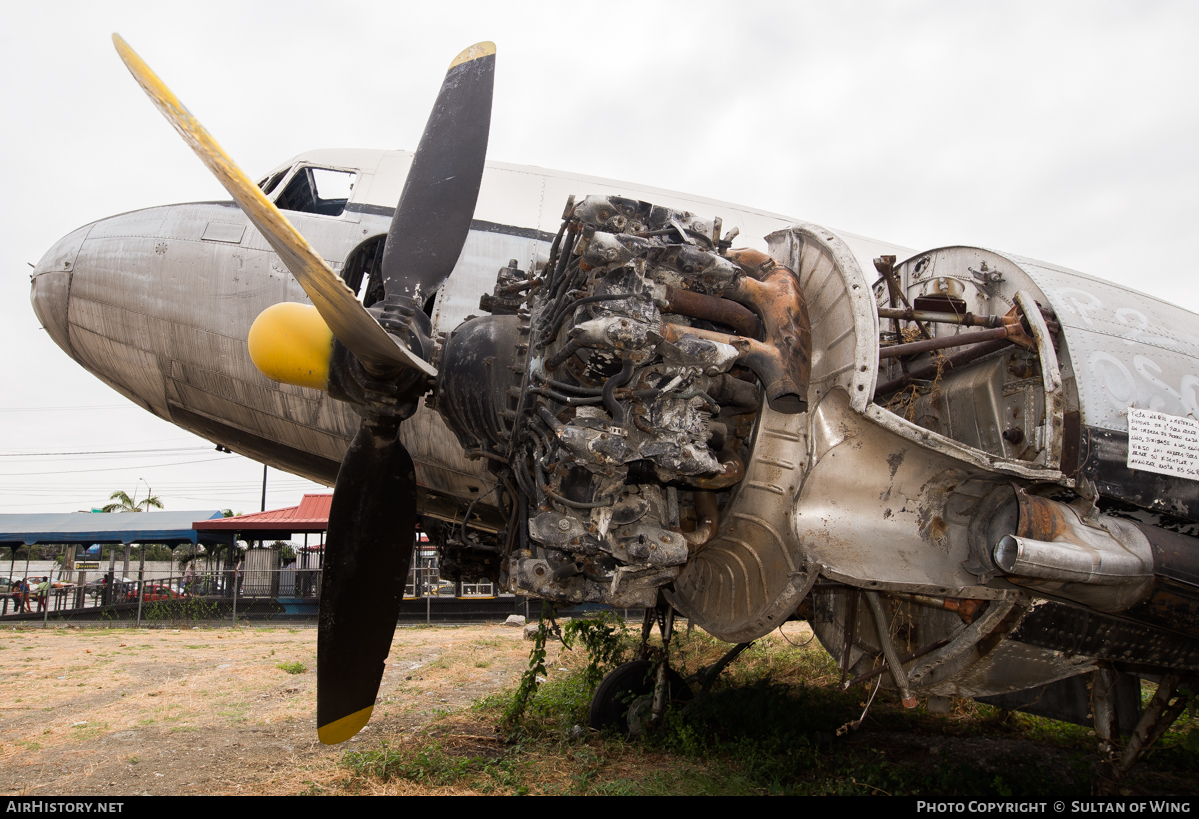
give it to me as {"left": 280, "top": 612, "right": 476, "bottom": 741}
{"left": 381, "top": 42, "right": 495, "bottom": 301}
{"left": 317, "top": 422, "right": 417, "bottom": 744}
{"left": 112, "top": 34, "right": 435, "bottom": 379}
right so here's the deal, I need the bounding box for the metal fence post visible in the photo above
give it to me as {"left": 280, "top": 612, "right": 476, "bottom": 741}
{"left": 136, "top": 549, "right": 146, "bottom": 628}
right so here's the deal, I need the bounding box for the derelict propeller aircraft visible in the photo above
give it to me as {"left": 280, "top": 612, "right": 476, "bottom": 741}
{"left": 28, "top": 35, "right": 1199, "bottom": 775}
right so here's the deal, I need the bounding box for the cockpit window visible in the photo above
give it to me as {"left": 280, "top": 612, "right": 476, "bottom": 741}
{"left": 257, "top": 169, "right": 289, "bottom": 196}
{"left": 273, "top": 167, "right": 357, "bottom": 217}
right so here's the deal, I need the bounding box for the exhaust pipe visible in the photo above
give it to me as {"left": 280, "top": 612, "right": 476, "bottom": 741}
{"left": 987, "top": 487, "right": 1199, "bottom": 638}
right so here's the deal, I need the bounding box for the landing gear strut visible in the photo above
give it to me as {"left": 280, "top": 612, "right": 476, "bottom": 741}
{"left": 589, "top": 603, "right": 761, "bottom": 735}
{"left": 1094, "top": 669, "right": 1197, "bottom": 792}
{"left": 590, "top": 603, "right": 692, "bottom": 735}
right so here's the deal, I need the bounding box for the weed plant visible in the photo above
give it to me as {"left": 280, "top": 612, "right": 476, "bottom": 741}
{"left": 140, "top": 596, "right": 224, "bottom": 624}
{"left": 339, "top": 621, "right": 1199, "bottom": 796}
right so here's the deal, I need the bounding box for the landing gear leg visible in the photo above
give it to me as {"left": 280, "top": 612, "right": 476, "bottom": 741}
{"left": 635, "top": 606, "right": 655, "bottom": 661}
{"left": 1095, "top": 672, "right": 1195, "bottom": 792}
{"left": 649, "top": 605, "right": 676, "bottom": 726}
{"left": 590, "top": 602, "right": 691, "bottom": 735}
{"left": 691, "top": 641, "right": 754, "bottom": 699}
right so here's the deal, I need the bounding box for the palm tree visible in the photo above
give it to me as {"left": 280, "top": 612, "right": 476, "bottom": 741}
{"left": 101, "top": 489, "right": 164, "bottom": 513}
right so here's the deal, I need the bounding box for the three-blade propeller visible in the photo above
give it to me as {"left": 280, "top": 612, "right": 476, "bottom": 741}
{"left": 114, "top": 34, "right": 494, "bottom": 743}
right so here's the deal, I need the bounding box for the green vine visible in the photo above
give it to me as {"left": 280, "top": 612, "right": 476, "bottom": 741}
{"left": 506, "top": 605, "right": 631, "bottom": 729}
{"left": 505, "top": 602, "right": 554, "bottom": 728}
{"left": 562, "top": 610, "right": 627, "bottom": 691}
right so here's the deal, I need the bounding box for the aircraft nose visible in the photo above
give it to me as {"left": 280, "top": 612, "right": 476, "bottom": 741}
{"left": 30, "top": 223, "right": 93, "bottom": 356}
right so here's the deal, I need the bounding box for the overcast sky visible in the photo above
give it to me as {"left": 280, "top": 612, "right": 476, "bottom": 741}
{"left": 1, "top": 1, "right": 1196, "bottom": 516}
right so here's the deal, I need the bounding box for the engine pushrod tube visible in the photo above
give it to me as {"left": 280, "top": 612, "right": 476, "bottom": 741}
{"left": 877, "top": 307, "right": 1060, "bottom": 334}
{"left": 878, "top": 307, "right": 1009, "bottom": 329}
{"left": 879, "top": 326, "right": 1011, "bottom": 359}
{"left": 873, "top": 339, "right": 1012, "bottom": 396}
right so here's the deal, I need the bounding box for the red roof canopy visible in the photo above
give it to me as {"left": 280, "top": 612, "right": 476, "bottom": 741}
{"left": 193, "top": 494, "right": 331, "bottom": 534}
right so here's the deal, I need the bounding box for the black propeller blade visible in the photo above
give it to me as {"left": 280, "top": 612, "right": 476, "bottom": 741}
{"left": 382, "top": 42, "right": 495, "bottom": 303}
{"left": 316, "top": 420, "right": 416, "bottom": 744}
{"left": 113, "top": 34, "right": 495, "bottom": 745}
{"left": 316, "top": 42, "right": 495, "bottom": 744}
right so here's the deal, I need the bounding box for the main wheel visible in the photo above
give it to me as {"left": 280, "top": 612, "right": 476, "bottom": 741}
{"left": 589, "top": 660, "right": 692, "bottom": 734}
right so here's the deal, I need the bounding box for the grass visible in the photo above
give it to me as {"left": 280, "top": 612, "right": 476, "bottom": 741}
{"left": 276, "top": 661, "right": 307, "bottom": 675}
{"left": 332, "top": 621, "right": 1199, "bottom": 797}
{"left": 70, "top": 721, "right": 108, "bottom": 741}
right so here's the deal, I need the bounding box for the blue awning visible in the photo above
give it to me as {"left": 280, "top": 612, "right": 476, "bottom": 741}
{"left": 0, "top": 511, "right": 235, "bottom": 546}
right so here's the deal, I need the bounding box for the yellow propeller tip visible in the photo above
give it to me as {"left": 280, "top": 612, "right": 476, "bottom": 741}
{"left": 318, "top": 705, "right": 374, "bottom": 745}
{"left": 449, "top": 41, "right": 496, "bottom": 69}
{"left": 112, "top": 33, "right": 137, "bottom": 59}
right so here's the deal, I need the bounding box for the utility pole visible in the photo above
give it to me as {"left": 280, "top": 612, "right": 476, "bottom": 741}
{"left": 261, "top": 464, "right": 268, "bottom": 512}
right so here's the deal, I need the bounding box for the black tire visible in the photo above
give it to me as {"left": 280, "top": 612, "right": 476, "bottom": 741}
{"left": 589, "top": 660, "right": 692, "bottom": 733}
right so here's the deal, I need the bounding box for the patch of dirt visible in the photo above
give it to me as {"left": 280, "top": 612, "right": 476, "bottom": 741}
{"left": 0, "top": 622, "right": 542, "bottom": 795}
{"left": 840, "top": 728, "right": 1087, "bottom": 780}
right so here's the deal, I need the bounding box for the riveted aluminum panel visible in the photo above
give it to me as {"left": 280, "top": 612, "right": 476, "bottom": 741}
{"left": 1001, "top": 252, "right": 1199, "bottom": 434}
{"left": 201, "top": 221, "right": 246, "bottom": 244}
{"left": 30, "top": 269, "right": 73, "bottom": 355}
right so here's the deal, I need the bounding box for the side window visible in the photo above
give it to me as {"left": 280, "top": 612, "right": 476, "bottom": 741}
{"left": 257, "top": 169, "right": 289, "bottom": 196}
{"left": 274, "top": 167, "right": 357, "bottom": 217}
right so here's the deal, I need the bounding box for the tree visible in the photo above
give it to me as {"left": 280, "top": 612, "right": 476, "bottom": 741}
{"left": 101, "top": 489, "right": 164, "bottom": 513}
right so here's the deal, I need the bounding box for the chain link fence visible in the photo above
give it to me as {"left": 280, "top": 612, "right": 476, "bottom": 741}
{"left": 0, "top": 565, "right": 532, "bottom": 628}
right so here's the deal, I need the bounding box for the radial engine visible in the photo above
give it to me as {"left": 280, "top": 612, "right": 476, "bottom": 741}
{"left": 434, "top": 195, "right": 810, "bottom": 608}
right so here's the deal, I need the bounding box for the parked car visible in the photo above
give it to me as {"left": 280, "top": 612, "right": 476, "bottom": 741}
{"left": 83, "top": 576, "right": 132, "bottom": 599}
{"left": 125, "top": 584, "right": 187, "bottom": 603}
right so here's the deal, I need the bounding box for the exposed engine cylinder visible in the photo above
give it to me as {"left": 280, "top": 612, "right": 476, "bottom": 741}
{"left": 435, "top": 195, "right": 811, "bottom": 606}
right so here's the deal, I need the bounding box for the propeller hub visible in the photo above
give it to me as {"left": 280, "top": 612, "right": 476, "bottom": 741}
{"left": 247, "top": 302, "right": 334, "bottom": 391}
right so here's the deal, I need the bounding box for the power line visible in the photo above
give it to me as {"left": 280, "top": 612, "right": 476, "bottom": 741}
{"left": 0, "top": 447, "right": 211, "bottom": 458}
{"left": 0, "top": 456, "right": 234, "bottom": 477}
{"left": 0, "top": 405, "right": 138, "bottom": 413}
